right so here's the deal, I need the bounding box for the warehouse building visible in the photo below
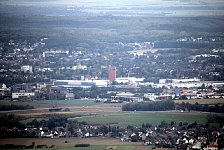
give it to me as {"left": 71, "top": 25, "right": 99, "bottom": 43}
{"left": 53, "top": 80, "right": 109, "bottom": 88}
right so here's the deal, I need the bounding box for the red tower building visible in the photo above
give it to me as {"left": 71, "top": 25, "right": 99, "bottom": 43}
{"left": 108, "top": 66, "right": 116, "bottom": 81}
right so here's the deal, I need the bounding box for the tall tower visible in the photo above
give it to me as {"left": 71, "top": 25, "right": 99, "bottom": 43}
{"left": 108, "top": 66, "right": 116, "bottom": 81}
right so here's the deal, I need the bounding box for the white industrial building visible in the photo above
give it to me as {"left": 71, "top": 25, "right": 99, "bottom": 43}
{"left": 12, "top": 92, "right": 35, "bottom": 99}
{"left": 115, "top": 77, "right": 145, "bottom": 84}
{"left": 159, "top": 78, "right": 201, "bottom": 84}
{"left": 21, "top": 65, "right": 33, "bottom": 73}
{"left": 156, "top": 78, "right": 224, "bottom": 89}
{"left": 53, "top": 80, "right": 109, "bottom": 88}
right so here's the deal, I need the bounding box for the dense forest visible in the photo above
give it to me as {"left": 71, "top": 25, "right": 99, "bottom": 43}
{"left": 0, "top": 5, "right": 224, "bottom": 52}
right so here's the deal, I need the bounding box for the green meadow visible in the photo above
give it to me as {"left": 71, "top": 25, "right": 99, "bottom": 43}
{"left": 74, "top": 111, "right": 210, "bottom": 127}
{"left": 25, "top": 145, "right": 137, "bottom": 150}
{"left": 36, "top": 99, "right": 97, "bottom": 106}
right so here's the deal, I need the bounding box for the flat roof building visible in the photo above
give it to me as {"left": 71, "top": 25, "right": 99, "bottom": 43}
{"left": 53, "top": 80, "right": 109, "bottom": 88}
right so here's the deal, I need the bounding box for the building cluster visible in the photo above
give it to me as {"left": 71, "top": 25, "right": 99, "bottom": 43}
{"left": 1, "top": 74, "right": 224, "bottom": 101}
{"left": 143, "top": 79, "right": 224, "bottom": 101}
{"left": 0, "top": 38, "right": 224, "bottom": 101}
{"left": 1, "top": 61, "right": 224, "bottom": 101}
{"left": 121, "top": 123, "right": 224, "bottom": 150}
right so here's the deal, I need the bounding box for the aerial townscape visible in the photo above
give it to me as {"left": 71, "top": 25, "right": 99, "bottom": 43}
{"left": 0, "top": 0, "right": 224, "bottom": 150}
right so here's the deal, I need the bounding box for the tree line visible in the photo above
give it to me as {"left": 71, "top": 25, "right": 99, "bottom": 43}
{"left": 176, "top": 102, "right": 224, "bottom": 113}
{"left": 122, "top": 100, "right": 175, "bottom": 111}
{"left": 122, "top": 100, "right": 224, "bottom": 113}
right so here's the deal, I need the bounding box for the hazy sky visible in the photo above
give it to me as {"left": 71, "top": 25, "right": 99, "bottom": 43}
{"left": 2, "top": 0, "right": 224, "bottom": 6}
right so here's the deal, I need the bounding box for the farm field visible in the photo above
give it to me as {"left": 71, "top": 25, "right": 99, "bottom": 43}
{"left": 2, "top": 98, "right": 223, "bottom": 110}
{"left": 0, "top": 99, "right": 95, "bottom": 107}
{"left": 174, "top": 98, "right": 224, "bottom": 105}
{"left": 18, "top": 110, "right": 222, "bottom": 128}
{"left": 74, "top": 111, "right": 212, "bottom": 127}
{"left": 24, "top": 146, "right": 158, "bottom": 150}
{"left": 0, "top": 137, "right": 154, "bottom": 150}
{"left": 1, "top": 100, "right": 224, "bottom": 128}
{"left": 0, "top": 99, "right": 99, "bottom": 108}
{"left": 36, "top": 99, "right": 98, "bottom": 106}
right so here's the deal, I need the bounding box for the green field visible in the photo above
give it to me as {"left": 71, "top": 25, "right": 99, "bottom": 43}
{"left": 74, "top": 111, "right": 211, "bottom": 127}
{"left": 14, "top": 145, "right": 155, "bottom": 150}
{"left": 1, "top": 100, "right": 224, "bottom": 128}
{"left": 0, "top": 137, "right": 153, "bottom": 150}
{"left": 25, "top": 145, "right": 137, "bottom": 150}
{"left": 0, "top": 100, "right": 97, "bottom": 107}
{"left": 36, "top": 100, "right": 97, "bottom": 106}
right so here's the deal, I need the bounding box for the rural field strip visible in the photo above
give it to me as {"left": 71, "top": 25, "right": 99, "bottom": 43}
{"left": 68, "top": 112, "right": 133, "bottom": 119}
{"left": 0, "top": 105, "right": 118, "bottom": 113}
{"left": 68, "top": 110, "right": 188, "bottom": 120}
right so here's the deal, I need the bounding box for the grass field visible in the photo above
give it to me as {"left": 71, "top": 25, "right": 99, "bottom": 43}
{"left": 0, "top": 100, "right": 98, "bottom": 108}
{"left": 174, "top": 98, "right": 224, "bottom": 105}
{"left": 24, "top": 145, "right": 141, "bottom": 150}
{"left": 36, "top": 100, "right": 97, "bottom": 106}
{"left": 0, "top": 137, "right": 154, "bottom": 150}
{"left": 0, "top": 145, "right": 154, "bottom": 150}
{"left": 1, "top": 99, "right": 224, "bottom": 128}
{"left": 2, "top": 98, "right": 223, "bottom": 109}
{"left": 74, "top": 111, "right": 212, "bottom": 127}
